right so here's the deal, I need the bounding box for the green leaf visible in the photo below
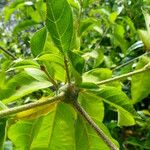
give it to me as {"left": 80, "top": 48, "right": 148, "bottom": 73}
{"left": 80, "top": 18, "right": 96, "bottom": 35}
{"left": 3, "top": 81, "right": 52, "bottom": 104}
{"left": 138, "top": 29, "right": 150, "bottom": 51}
{"left": 138, "top": 8, "right": 150, "bottom": 51}
{"left": 92, "top": 86, "right": 136, "bottom": 126}
{"left": 83, "top": 49, "right": 104, "bottom": 68}
{"left": 83, "top": 68, "right": 122, "bottom": 89}
{"left": 113, "top": 24, "right": 128, "bottom": 54}
{"left": 67, "top": 51, "right": 85, "bottom": 85}
{"left": 13, "top": 20, "right": 39, "bottom": 35}
{"left": 8, "top": 103, "right": 76, "bottom": 150}
{"left": 3, "top": 0, "right": 31, "bottom": 22}
{"left": 79, "top": 82, "right": 99, "bottom": 90}
{"left": 31, "top": 27, "right": 47, "bottom": 57}
{"left": 24, "top": 68, "right": 50, "bottom": 82}
{"left": 75, "top": 91, "right": 119, "bottom": 149}
{"left": 8, "top": 59, "right": 40, "bottom": 71}
{"left": 142, "top": 8, "right": 150, "bottom": 33}
{"left": 68, "top": 0, "right": 79, "bottom": 10}
{"left": 37, "top": 53, "right": 64, "bottom": 66}
{"left": 0, "top": 71, "right": 5, "bottom": 88}
{"left": 0, "top": 101, "right": 7, "bottom": 110}
{"left": 83, "top": 68, "right": 112, "bottom": 83}
{"left": 0, "top": 118, "right": 7, "bottom": 150}
{"left": 46, "top": 0, "right": 73, "bottom": 53}
{"left": 44, "top": 62, "right": 66, "bottom": 82}
{"left": 68, "top": 51, "right": 85, "bottom": 75}
{"left": 1, "top": 72, "right": 52, "bottom": 104}
{"left": 131, "top": 56, "right": 150, "bottom": 103}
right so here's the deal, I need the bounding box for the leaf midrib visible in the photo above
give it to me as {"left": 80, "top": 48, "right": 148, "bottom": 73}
{"left": 47, "top": 1, "right": 64, "bottom": 51}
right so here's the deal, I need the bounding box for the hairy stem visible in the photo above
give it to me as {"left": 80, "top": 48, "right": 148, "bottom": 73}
{"left": 0, "top": 92, "right": 65, "bottom": 119}
{"left": 0, "top": 46, "right": 17, "bottom": 60}
{"left": 64, "top": 56, "right": 71, "bottom": 84}
{"left": 112, "top": 52, "right": 150, "bottom": 71}
{"left": 97, "top": 64, "right": 150, "bottom": 85}
{"left": 73, "top": 101, "right": 118, "bottom": 150}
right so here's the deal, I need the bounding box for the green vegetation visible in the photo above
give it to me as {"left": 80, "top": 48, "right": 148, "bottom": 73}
{"left": 0, "top": 0, "right": 150, "bottom": 149}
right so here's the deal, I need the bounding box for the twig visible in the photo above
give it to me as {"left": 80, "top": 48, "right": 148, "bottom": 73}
{"left": 64, "top": 56, "right": 71, "bottom": 84}
{"left": 73, "top": 101, "right": 119, "bottom": 150}
{"left": 0, "top": 92, "right": 65, "bottom": 119}
{"left": 0, "top": 46, "right": 17, "bottom": 60}
{"left": 112, "top": 52, "right": 150, "bottom": 71}
{"left": 40, "top": 65, "right": 58, "bottom": 90}
{"left": 97, "top": 64, "right": 150, "bottom": 85}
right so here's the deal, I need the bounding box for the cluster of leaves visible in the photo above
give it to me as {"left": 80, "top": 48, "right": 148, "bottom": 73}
{"left": 0, "top": 0, "right": 150, "bottom": 150}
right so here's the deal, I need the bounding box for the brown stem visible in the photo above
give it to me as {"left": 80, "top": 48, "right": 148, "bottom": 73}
{"left": 0, "top": 46, "right": 17, "bottom": 60}
{"left": 97, "top": 64, "right": 150, "bottom": 85}
{"left": 112, "top": 52, "right": 150, "bottom": 71}
{"left": 0, "top": 92, "right": 65, "bottom": 119}
{"left": 40, "top": 65, "right": 58, "bottom": 90}
{"left": 64, "top": 56, "right": 71, "bottom": 84}
{"left": 72, "top": 101, "right": 119, "bottom": 150}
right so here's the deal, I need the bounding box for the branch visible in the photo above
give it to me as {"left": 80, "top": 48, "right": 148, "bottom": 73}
{"left": 97, "top": 64, "right": 150, "bottom": 85}
{"left": 73, "top": 101, "right": 119, "bottom": 150}
{"left": 0, "top": 92, "right": 65, "bottom": 119}
{"left": 112, "top": 52, "right": 150, "bottom": 71}
{"left": 0, "top": 46, "right": 17, "bottom": 60}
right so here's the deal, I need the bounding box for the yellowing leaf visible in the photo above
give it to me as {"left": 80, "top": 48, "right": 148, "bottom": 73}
{"left": 138, "top": 29, "right": 150, "bottom": 51}
{"left": 16, "top": 97, "right": 58, "bottom": 120}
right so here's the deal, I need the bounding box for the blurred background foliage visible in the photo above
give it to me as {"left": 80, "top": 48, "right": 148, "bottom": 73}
{"left": 0, "top": 0, "right": 150, "bottom": 149}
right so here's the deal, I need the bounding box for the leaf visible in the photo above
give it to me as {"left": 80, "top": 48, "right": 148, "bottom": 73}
{"left": 8, "top": 103, "right": 76, "bottom": 150}
{"left": 113, "top": 24, "right": 128, "bottom": 54}
{"left": 92, "top": 86, "right": 136, "bottom": 126}
{"left": 24, "top": 68, "right": 50, "bottom": 82}
{"left": 131, "top": 56, "right": 150, "bottom": 103}
{"left": 2, "top": 81, "right": 52, "bottom": 104}
{"left": 68, "top": 51, "right": 85, "bottom": 75}
{"left": 80, "top": 18, "right": 96, "bottom": 35}
{"left": 79, "top": 82, "right": 99, "bottom": 90}
{"left": 0, "top": 71, "right": 5, "bottom": 88}
{"left": 138, "top": 8, "right": 150, "bottom": 51}
{"left": 68, "top": 0, "right": 80, "bottom": 10}
{"left": 37, "top": 53, "right": 64, "bottom": 66}
{"left": 142, "top": 8, "right": 150, "bottom": 33}
{"left": 0, "top": 101, "right": 7, "bottom": 110}
{"left": 109, "top": 12, "right": 118, "bottom": 23}
{"left": 138, "top": 29, "right": 150, "bottom": 51}
{"left": 3, "top": 0, "right": 31, "bottom": 22}
{"left": 13, "top": 20, "right": 39, "bottom": 35}
{"left": 44, "top": 62, "right": 66, "bottom": 82}
{"left": 16, "top": 97, "right": 57, "bottom": 120}
{"left": 0, "top": 118, "right": 7, "bottom": 150}
{"left": 46, "top": 0, "right": 73, "bottom": 53}
{"left": 8, "top": 59, "right": 40, "bottom": 71}
{"left": 31, "top": 27, "right": 47, "bottom": 57}
{"left": 83, "top": 49, "right": 104, "bottom": 68}
{"left": 83, "top": 68, "right": 112, "bottom": 83}
{"left": 1, "top": 72, "right": 52, "bottom": 104}
{"left": 75, "top": 91, "right": 119, "bottom": 149}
